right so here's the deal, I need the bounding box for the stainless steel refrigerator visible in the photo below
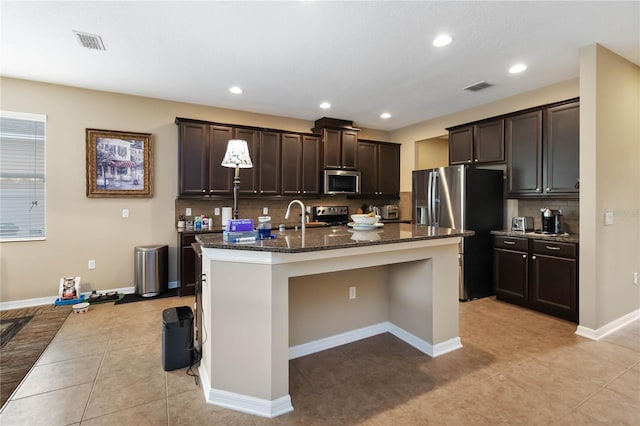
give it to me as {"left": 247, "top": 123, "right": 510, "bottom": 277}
{"left": 412, "top": 165, "right": 503, "bottom": 301}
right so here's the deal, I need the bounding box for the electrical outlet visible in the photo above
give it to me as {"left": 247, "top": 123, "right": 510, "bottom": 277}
{"left": 263, "top": 207, "right": 269, "bottom": 215}
{"left": 186, "top": 207, "right": 192, "bottom": 216}
{"left": 214, "top": 208, "right": 220, "bottom": 216}
{"left": 604, "top": 211, "right": 614, "bottom": 225}
{"left": 349, "top": 286, "right": 356, "bottom": 299}
{"left": 122, "top": 208, "right": 129, "bottom": 218}
{"left": 634, "top": 272, "right": 638, "bottom": 285}
{"left": 88, "top": 260, "right": 96, "bottom": 270}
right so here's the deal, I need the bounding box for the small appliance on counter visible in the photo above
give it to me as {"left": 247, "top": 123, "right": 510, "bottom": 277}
{"left": 381, "top": 205, "right": 399, "bottom": 220}
{"left": 540, "top": 208, "right": 563, "bottom": 234}
{"left": 511, "top": 216, "right": 534, "bottom": 232}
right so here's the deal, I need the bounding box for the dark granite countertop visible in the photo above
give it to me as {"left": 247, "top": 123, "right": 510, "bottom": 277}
{"left": 196, "top": 223, "right": 474, "bottom": 253}
{"left": 491, "top": 230, "right": 579, "bottom": 244}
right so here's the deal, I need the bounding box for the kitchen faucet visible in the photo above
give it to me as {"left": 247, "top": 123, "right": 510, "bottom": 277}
{"left": 285, "top": 199, "right": 306, "bottom": 233}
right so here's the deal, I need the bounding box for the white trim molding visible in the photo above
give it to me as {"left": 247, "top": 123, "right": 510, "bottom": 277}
{"left": 207, "top": 387, "right": 293, "bottom": 418}
{"left": 0, "top": 286, "right": 136, "bottom": 311}
{"left": 575, "top": 308, "right": 640, "bottom": 340}
{"left": 289, "top": 321, "right": 462, "bottom": 360}
{"left": 0, "top": 282, "right": 180, "bottom": 311}
{"left": 289, "top": 322, "right": 388, "bottom": 359}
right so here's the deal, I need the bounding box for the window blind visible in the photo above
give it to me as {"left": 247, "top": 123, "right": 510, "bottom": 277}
{"left": 0, "top": 111, "right": 46, "bottom": 242}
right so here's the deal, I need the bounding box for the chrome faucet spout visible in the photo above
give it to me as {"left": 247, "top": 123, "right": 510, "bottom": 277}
{"left": 285, "top": 199, "right": 306, "bottom": 233}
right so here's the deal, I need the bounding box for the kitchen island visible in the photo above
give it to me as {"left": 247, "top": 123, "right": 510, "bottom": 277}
{"left": 196, "top": 223, "right": 472, "bottom": 418}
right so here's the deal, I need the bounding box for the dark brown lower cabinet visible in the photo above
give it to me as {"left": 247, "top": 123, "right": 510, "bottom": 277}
{"left": 493, "top": 237, "right": 529, "bottom": 302}
{"left": 192, "top": 242, "right": 202, "bottom": 347}
{"left": 493, "top": 236, "right": 578, "bottom": 322}
{"left": 178, "top": 232, "right": 212, "bottom": 296}
{"left": 529, "top": 240, "right": 577, "bottom": 322}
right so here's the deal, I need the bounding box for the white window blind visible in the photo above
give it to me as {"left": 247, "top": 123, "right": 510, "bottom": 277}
{"left": 0, "top": 111, "right": 46, "bottom": 242}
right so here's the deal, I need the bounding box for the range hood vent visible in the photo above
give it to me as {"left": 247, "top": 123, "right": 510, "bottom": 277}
{"left": 464, "top": 81, "right": 493, "bottom": 92}
{"left": 73, "top": 31, "right": 106, "bottom": 51}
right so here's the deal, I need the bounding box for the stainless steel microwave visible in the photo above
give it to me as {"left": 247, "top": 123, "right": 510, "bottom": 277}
{"left": 323, "top": 170, "right": 360, "bottom": 195}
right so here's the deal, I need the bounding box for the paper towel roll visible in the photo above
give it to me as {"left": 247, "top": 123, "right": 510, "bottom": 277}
{"left": 221, "top": 207, "right": 232, "bottom": 230}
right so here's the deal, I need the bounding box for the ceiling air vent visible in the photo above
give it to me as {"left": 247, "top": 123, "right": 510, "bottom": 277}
{"left": 73, "top": 31, "right": 106, "bottom": 51}
{"left": 464, "top": 81, "right": 493, "bottom": 92}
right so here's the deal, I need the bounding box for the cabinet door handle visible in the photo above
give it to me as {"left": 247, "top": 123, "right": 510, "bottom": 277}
{"left": 503, "top": 240, "right": 516, "bottom": 245}
{"left": 522, "top": 254, "right": 527, "bottom": 258}
{"left": 474, "top": 159, "right": 478, "bottom": 162}
{"left": 546, "top": 187, "right": 551, "bottom": 192}
{"left": 545, "top": 246, "right": 561, "bottom": 251}
{"left": 532, "top": 255, "right": 536, "bottom": 260}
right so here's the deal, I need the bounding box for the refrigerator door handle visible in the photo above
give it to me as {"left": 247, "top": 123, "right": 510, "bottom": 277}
{"left": 427, "top": 171, "right": 434, "bottom": 226}
{"left": 431, "top": 172, "right": 439, "bottom": 226}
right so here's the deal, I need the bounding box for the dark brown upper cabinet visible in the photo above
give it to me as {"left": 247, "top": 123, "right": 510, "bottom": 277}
{"left": 358, "top": 140, "right": 400, "bottom": 198}
{"left": 449, "top": 119, "right": 504, "bottom": 165}
{"left": 257, "top": 131, "right": 281, "bottom": 196}
{"left": 234, "top": 127, "right": 259, "bottom": 195}
{"left": 506, "top": 110, "right": 543, "bottom": 196}
{"left": 506, "top": 99, "right": 579, "bottom": 199}
{"left": 319, "top": 128, "right": 358, "bottom": 169}
{"left": 281, "top": 134, "right": 321, "bottom": 197}
{"left": 177, "top": 119, "right": 234, "bottom": 197}
{"left": 544, "top": 101, "right": 580, "bottom": 196}
{"left": 177, "top": 117, "right": 321, "bottom": 199}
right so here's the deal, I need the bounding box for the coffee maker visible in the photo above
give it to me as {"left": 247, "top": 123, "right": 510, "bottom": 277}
{"left": 540, "top": 208, "right": 563, "bottom": 233}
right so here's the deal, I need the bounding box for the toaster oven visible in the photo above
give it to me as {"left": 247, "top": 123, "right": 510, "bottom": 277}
{"left": 511, "top": 216, "right": 534, "bottom": 232}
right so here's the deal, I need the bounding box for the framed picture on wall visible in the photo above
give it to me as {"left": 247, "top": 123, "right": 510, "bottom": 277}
{"left": 86, "top": 128, "right": 153, "bottom": 198}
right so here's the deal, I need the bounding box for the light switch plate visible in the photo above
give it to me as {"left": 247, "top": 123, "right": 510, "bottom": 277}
{"left": 214, "top": 208, "right": 220, "bottom": 216}
{"left": 186, "top": 208, "right": 192, "bottom": 216}
{"left": 122, "top": 208, "right": 129, "bottom": 218}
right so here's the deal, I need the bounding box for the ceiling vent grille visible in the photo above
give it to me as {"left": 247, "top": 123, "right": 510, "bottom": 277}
{"left": 73, "top": 31, "right": 106, "bottom": 51}
{"left": 464, "top": 81, "right": 493, "bottom": 92}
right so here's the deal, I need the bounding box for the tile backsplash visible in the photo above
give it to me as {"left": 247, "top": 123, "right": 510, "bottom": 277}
{"left": 517, "top": 199, "right": 579, "bottom": 234}
{"left": 175, "top": 195, "right": 407, "bottom": 230}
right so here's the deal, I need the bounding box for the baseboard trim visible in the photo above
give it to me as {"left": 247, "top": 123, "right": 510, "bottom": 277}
{"left": 288, "top": 322, "right": 388, "bottom": 359}
{"left": 289, "top": 321, "right": 461, "bottom": 359}
{"left": 203, "top": 385, "right": 293, "bottom": 418}
{"left": 387, "top": 322, "right": 463, "bottom": 357}
{"left": 575, "top": 308, "right": 640, "bottom": 340}
{"left": 0, "top": 286, "right": 136, "bottom": 311}
{"left": 1, "top": 281, "right": 181, "bottom": 310}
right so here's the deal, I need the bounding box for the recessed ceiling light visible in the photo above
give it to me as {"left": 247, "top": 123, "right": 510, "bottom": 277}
{"left": 509, "top": 63, "right": 527, "bottom": 74}
{"left": 432, "top": 34, "right": 453, "bottom": 47}
{"left": 320, "top": 102, "right": 331, "bottom": 109}
{"left": 380, "top": 113, "right": 391, "bottom": 119}
{"left": 229, "top": 86, "right": 243, "bottom": 94}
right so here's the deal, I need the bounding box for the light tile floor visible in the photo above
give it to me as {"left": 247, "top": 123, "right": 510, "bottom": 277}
{"left": 0, "top": 296, "right": 638, "bottom": 425}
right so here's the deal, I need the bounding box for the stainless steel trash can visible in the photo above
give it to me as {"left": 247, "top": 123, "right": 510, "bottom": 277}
{"left": 134, "top": 244, "right": 168, "bottom": 297}
{"left": 162, "top": 306, "right": 193, "bottom": 371}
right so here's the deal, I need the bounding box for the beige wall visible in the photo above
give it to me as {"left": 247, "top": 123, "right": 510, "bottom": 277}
{"left": 579, "top": 44, "right": 640, "bottom": 329}
{"left": 416, "top": 136, "right": 449, "bottom": 170}
{"left": 0, "top": 77, "right": 391, "bottom": 303}
{"left": 391, "top": 78, "right": 580, "bottom": 192}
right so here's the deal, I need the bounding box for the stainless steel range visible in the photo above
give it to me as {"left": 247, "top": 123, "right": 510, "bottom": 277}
{"left": 312, "top": 205, "right": 349, "bottom": 225}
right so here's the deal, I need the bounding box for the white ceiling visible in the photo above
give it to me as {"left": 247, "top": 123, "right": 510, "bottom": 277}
{"left": 1, "top": 1, "right": 638, "bottom": 131}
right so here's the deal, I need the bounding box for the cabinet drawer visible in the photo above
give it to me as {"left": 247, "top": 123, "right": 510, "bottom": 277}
{"left": 494, "top": 236, "right": 528, "bottom": 251}
{"left": 181, "top": 234, "right": 197, "bottom": 246}
{"left": 532, "top": 240, "right": 576, "bottom": 258}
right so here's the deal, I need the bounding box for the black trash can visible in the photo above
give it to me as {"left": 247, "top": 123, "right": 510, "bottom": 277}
{"left": 162, "top": 306, "right": 194, "bottom": 371}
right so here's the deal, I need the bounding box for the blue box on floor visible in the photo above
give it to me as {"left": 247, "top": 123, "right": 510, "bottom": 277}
{"left": 162, "top": 306, "right": 193, "bottom": 371}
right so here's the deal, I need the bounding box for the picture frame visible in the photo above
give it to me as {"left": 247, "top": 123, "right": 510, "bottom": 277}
{"left": 86, "top": 128, "right": 153, "bottom": 198}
